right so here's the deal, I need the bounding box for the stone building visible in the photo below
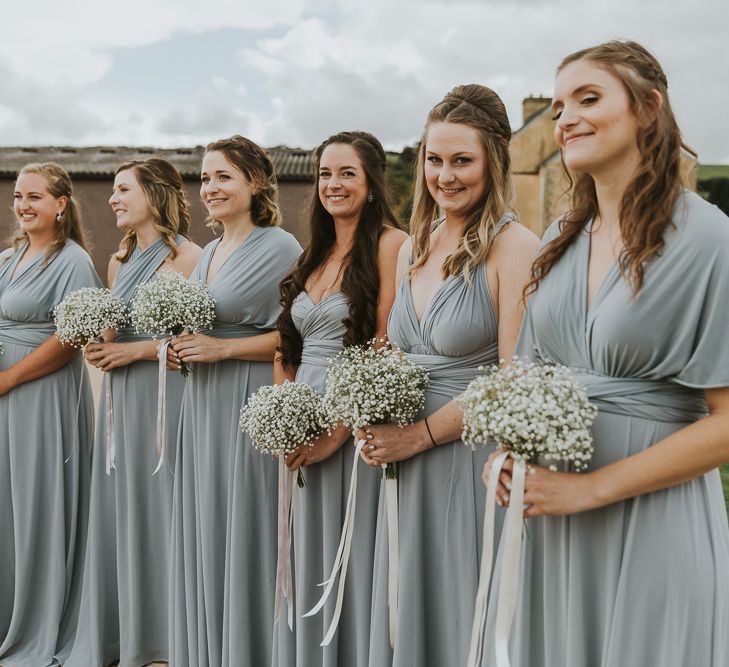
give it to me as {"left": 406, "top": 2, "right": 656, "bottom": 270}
{"left": 0, "top": 145, "right": 315, "bottom": 282}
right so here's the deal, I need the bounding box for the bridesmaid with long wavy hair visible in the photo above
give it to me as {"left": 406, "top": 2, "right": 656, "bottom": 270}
{"left": 0, "top": 162, "right": 101, "bottom": 666}
{"left": 482, "top": 40, "right": 729, "bottom": 667}
{"left": 272, "top": 130, "right": 406, "bottom": 667}
{"left": 64, "top": 158, "right": 201, "bottom": 667}
{"left": 168, "top": 136, "right": 302, "bottom": 667}
{"left": 361, "top": 85, "right": 539, "bottom": 667}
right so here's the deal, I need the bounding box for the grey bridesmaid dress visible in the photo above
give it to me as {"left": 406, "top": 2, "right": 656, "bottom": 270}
{"left": 368, "top": 227, "right": 508, "bottom": 667}
{"left": 0, "top": 240, "right": 100, "bottom": 666}
{"left": 272, "top": 291, "right": 382, "bottom": 667}
{"left": 64, "top": 236, "right": 187, "bottom": 667}
{"left": 169, "top": 225, "right": 301, "bottom": 667}
{"left": 481, "top": 191, "right": 729, "bottom": 667}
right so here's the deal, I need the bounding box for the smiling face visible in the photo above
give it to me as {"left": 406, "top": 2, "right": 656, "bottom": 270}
{"left": 423, "top": 121, "right": 488, "bottom": 223}
{"left": 109, "top": 168, "right": 154, "bottom": 231}
{"left": 200, "top": 150, "right": 254, "bottom": 224}
{"left": 552, "top": 58, "right": 642, "bottom": 179}
{"left": 13, "top": 172, "right": 66, "bottom": 237}
{"left": 317, "top": 143, "right": 369, "bottom": 222}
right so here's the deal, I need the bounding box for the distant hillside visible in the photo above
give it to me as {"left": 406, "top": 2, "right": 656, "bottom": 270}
{"left": 697, "top": 164, "right": 729, "bottom": 215}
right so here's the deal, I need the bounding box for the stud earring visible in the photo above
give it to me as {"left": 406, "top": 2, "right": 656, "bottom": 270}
{"left": 367, "top": 193, "right": 375, "bottom": 203}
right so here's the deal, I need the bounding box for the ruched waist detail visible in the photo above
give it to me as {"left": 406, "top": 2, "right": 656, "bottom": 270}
{"left": 203, "top": 323, "right": 270, "bottom": 340}
{"left": 406, "top": 345, "right": 499, "bottom": 397}
{"left": 300, "top": 339, "right": 343, "bottom": 368}
{"left": 0, "top": 320, "right": 55, "bottom": 347}
{"left": 115, "top": 325, "right": 154, "bottom": 344}
{"left": 572, "top": 369, "right": 707, "bottom": 423}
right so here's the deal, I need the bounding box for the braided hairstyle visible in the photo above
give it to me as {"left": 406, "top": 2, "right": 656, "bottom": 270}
{"left": 11, "top": 162, "right": 89, "bottom": 264}
{"left": 409, "top": 84, "right": 514, "bottom": 285}
{"left": 526, "top": 40, "right": 694, "bottom": 297}
{"left": 204, "top": 135, "right": 282, "bottom": 233}
{"left": 277, "top": 131, "right": 401, "bottom": 369}
{"left": 114, "top": 157, "right": 191, "bottom": 263}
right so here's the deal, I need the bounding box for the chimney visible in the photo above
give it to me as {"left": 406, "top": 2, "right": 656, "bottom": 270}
{"left": 522, "top": 96, "right": 552, "bottom": 124}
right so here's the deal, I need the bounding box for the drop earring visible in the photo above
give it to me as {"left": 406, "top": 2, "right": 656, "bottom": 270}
{"left": 56, "top": 211, "right": 63, "bottom": 222}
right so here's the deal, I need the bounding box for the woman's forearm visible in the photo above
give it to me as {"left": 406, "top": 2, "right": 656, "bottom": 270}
{"left": 3, "top": 336, "right": 78, "bottom": 389}
{"left": 224, "top": 330, "right": 279, "bottom": 362}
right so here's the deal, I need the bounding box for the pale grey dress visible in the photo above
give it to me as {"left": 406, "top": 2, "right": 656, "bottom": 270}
{"left": 169, "top": 225, "right": 301, "bottom": 667}
{"left": 0, "top": 240, "right": 100, "bottom": 666}
{"left": 481, "top": 191, "right": 729, "bottom": 666}
{"left": 272, "top": 292, "right": 381, "bottom": 666}
{"left": 64, "top": 236, "right": 187, "bottom": 667}
{"left": 369, "top": 232, "right": 508, "bottom": 667}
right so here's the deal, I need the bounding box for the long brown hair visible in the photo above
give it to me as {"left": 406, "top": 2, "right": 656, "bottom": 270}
{"left": 114, "top": 158, "right": 191, "bottom": 263}
{"left": 204, "top": 135, "right": 282, "bottom": 233}
{"left": 526, "top": 40, "right": 694, "bottom": 297}
{"left": 10, "top": 162, "right": 89, "bottom": 264}
{"left": 277, "top": 131, "right": 400, "bottom": 369}
{"left": 409, "top": 84, "right": 514, "bottom": 284}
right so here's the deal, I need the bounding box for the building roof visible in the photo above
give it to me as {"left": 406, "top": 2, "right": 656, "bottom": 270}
{"left": 0, "top": 145, "right": 315, "bottom": 182}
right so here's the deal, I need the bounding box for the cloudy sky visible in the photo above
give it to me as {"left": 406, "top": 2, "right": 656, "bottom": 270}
{"left": 1, "top": 0, "right": 727, "bottom": 162}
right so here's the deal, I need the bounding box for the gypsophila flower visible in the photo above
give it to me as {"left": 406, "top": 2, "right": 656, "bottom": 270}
{"left": 459, "top": 357, "right": 597, "bottom": 471}
{"left": 240, "top": 381, "right": 331, "bottom": 487}
{"left": 53, "top": 287, "right": 129, "bottom": 348}
{"left": 129, "top": 270, "right": 215, "bottom": 375}
{"left": 323, "top": 338, "right": 429, "bottom": 479}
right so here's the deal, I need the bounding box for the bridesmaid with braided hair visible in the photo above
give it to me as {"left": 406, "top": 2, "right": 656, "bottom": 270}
{"left": 64, "top": 158, "right": 201, "bottom": 667}
{"left": 272, "top": 130, "right": 406, "bottom": 667}
{"left": 482, "top": 40, "right": 729, "bottom": 667}
{"left": 361, "top": 85, "right": 539, "bottom": 666}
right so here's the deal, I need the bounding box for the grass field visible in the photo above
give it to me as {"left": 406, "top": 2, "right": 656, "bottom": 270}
{"left": 697, "top": 164, "right": 729, "bottom": 179}
{"left": 722, "top": 465, "right": 729, "bottom": 517}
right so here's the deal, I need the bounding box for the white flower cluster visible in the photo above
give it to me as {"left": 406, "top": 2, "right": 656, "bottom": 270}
{"left": 53, "top": 287, "right": 129, "bottom": 348}
{"left": 459, "top": 358, "right": 597, "bottom": 471}
{"left": 130, "top": 269, "right": 216, "bottom": 338}
{"left": 240, "top": 380, "right": 331, "bottom": 456}
{"left": 323, "top": 339, "right": 429, "bottom": 432}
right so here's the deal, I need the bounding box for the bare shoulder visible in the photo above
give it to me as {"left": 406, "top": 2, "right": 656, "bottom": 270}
{"left": 168, "top": 240, "right": 203, "bottom": 278}
{"left": 378, "top": 226, "right": 409, "bottom": 258}
{"left": 107, "top": 255, "right": 122, "bottom": 287}
{"left": 490, "top": 220, "right": 540, "bottom": 270}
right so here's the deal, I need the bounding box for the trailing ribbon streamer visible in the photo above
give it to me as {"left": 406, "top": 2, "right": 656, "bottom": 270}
{"left": 384, "top": 471, "right": 399, "bottom": 648}
{"left": 303, "top": 437, "right": 367, "bottom": 646}
{"left": 153, "top": 339, "right": 171, "bottom": 475}
{"left": 104, "top": 373, "right": 116, "bottom": 474}
{"left": 274, "top": 454, "right": 296, "bottom": 630}
{"left": 64, "top": 356, "right": 87, "bottom": 465}
{"left": 466, "top": 450, "right": 508, "bottom": 667}
{"left": 494, "top": 458, "right": 526, "bottom": 667}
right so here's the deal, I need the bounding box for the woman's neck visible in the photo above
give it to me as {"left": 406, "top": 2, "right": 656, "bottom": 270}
{"left": 26, "top": 229, "right": 56, "bottom": 253}
{"left": 592, "top": 152, "right": 641, "bottom": 231}
{"left": 134, "top": 222, "right": 162, "bottom": 251}
{"left": 220, "top": 215, "right": 256, "bottom": 245}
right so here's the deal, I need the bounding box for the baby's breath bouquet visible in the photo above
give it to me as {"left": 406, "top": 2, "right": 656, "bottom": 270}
{"left": 53, "top": 287, "right": 129, "bottom": 348}
{"left": 462, "top": 357, "right": 597, "bottom": 667}
{"left": 129, "top": 269, "right": 215, "bottom": 375}
{"left": 459, "top": 357, "right": 596, "bottom": 469}
{"left": 323, "top": 338, "right": 429, "bottom": 480}
{"left": 240, "top": 380, "right": 330, "bottom": 487}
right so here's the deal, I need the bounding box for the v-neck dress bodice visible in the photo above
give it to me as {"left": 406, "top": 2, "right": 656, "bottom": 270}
{"left": 369, "top": 251, "right": 506, "bottom": 667}
{"left": 0, "top": 240, "right": 100, "bottom": 666}
{"left": 170, "top": 226, "right": 302, "bottom": 667}
{"left": 273, "top": 289, "right": 381, "bottom": 667}
{"left": 481, "top": 191, "right": 729, "bottom": 667}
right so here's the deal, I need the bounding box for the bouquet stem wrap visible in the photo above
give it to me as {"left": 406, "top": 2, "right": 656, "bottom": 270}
{"left": 153, "top": 339, "right": 172, "bottom": 475}
{"left": 384, "top": 469, "right": 399, "bottom": 648}
{"left": 303, "top": 437, "right": 367, "bottom": 645}
{"left": 466, "top": 451, "right": 525, "bottom": 667}
{"left": 274, "top": 454, "right": 295, "bottom": 630}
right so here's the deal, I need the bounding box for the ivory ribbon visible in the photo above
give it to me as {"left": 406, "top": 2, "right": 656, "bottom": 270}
{"left": 303, "top": 437, "right": 367, "bottom": 646}
{"left": 64, "top": 357, "right": 87, "bottom": 465}
{"left": 104, "top": 374, "right": 116, "bottom": 474}
{"left": 274, "top": 454, "right": 295, "bottom": 630}
{"left": 384, "top": 472, "right": 399, "bottom": 648}
{"left": 153, "top": 339, "right": 171, "bottom": 475}
{"left": 466, "top": 451, "right": 508, "bottom": 667}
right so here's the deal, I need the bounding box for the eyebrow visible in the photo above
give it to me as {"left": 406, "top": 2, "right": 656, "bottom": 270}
{"left": 552, "top": 83, "right": 605, "bottom": 109}
{"left": 13, "top": 190, "right": 45, "bottom": 196}
{"left": 320, "top": 165, "right": 359, "bottom": 170}
{"left": 425, "top": 150, "right": 477, "bottom": 156}
{"left": 201, "top": 169, "right": 233, "bottom": 176}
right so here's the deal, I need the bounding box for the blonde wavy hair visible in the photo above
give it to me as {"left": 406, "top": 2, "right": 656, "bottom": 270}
{"left": 409, "top": 84, "right": 514, "bottom": 284}
{"left": 10, "top": 162, "right": 89, "bottom": 264}
{"left": 114, "top": 158, "right": 191, "bottom": 263}
{"left": 204, "top": 135, "right": 282, "bottom": 233}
